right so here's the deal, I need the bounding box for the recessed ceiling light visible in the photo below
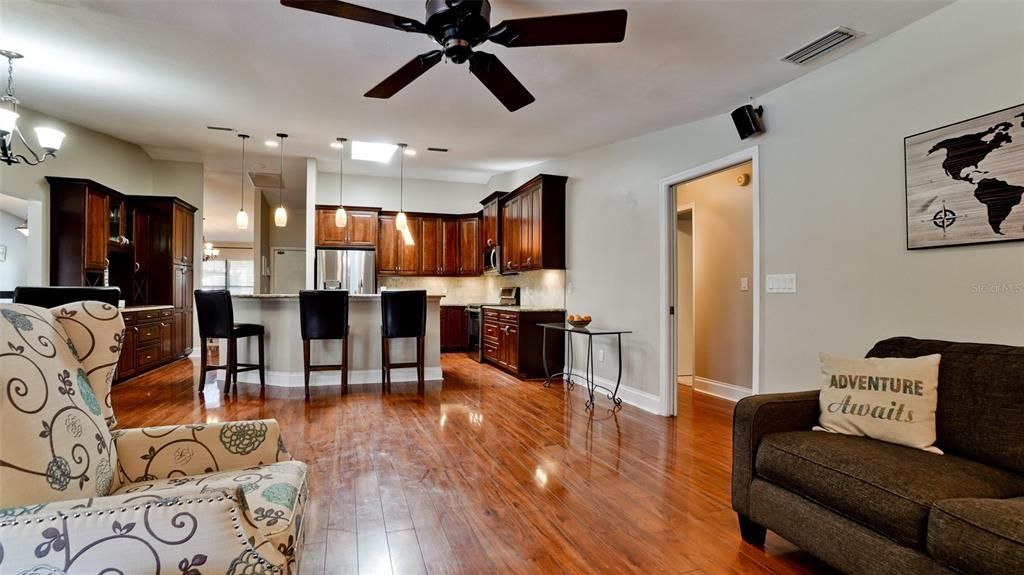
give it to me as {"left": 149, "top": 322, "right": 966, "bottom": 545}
{"left": 351, "top": 141, "right": 398, "bottom": 163}
{"left": 403, "top": 148, "right": 416, "bottom": 156}
{"left": 264, "top": 140, "right": 278, "bottom": 147}
{"left": 330, "top": 141, "right": 344, "bottom": 149}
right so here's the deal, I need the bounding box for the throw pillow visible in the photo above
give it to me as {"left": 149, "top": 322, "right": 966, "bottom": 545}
{"left": 815, "top": 352, "right": 942, "bottom": 453}
{"left": 51, "top": 301, "right": 125, "bottom": 429}
{"left": 0, "top": 304, "right": 119, "bottom": 509}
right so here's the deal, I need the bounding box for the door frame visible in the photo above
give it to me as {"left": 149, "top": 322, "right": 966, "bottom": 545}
{"left": 270, "top": 246, "right": 306, "bottom": 294}
{"left": 659, "top": 146, "right": 761, "bottom": 416}
{"left": 675, "top": 203, "right": 695, "bottom": 383}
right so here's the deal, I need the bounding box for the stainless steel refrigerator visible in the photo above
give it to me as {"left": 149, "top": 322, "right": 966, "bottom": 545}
{"left": 314, "top": 248, "right": 376, "bottom": 294}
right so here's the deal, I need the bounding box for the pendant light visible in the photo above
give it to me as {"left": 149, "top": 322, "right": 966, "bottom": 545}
{"left": 274, "top": 132, "right": 288, "bottom": 227}
{"left": 236, "top": 133, "right": 250, "bottom": 230}
{"left": 335, "top": 137, "right": 347, "bottom": 227}
{"left": 395, "top": 143, "right": 411, "bottom": 242}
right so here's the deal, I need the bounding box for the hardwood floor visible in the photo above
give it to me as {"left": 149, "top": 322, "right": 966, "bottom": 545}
{"left": 112, "top": 352, "right": 835, "bottom": 575}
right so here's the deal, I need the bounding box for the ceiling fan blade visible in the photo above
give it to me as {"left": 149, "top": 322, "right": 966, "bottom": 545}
{"left": 488, "top": 9, "right": 627, "bottom": 47}
{"left": 280, "top": 0, "right": 426, "bottom": 33}
{"left": 468, "top": 52, "right": 535, "bottom": 112}
{"left": 365, "top": 50, "right": 443, "bottom": 99}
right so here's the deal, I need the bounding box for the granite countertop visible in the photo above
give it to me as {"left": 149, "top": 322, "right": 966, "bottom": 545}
{"left": 232, "top": 293, "right": 445, "bottom": 300}
{"left": 482, "top": 305, "right": 566, "bottom": 313}
{"left": 122, "top": 304, "right": 173, "bottom": 312}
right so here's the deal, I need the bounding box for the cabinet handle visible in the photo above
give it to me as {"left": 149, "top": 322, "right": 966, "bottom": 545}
{"left": 134, "top": 262, "right": 141, "bottom": 273}
{"left": 507, "top": 260, "right": 512, "bottom": 267}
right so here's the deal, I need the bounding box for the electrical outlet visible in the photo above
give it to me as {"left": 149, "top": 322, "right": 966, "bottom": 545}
{"left": 598, "top": 350, "right": 605, "bottom": 362}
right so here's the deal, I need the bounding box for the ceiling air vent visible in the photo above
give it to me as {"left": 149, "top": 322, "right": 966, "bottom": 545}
{"left": 427, "top": 147, "right": 449, "bottom": 153}
{"left": 249, "top": 172, "right": 284, "bottom": 189}
{"left": 781, "top": 26, "right": 862, "bottom": 65}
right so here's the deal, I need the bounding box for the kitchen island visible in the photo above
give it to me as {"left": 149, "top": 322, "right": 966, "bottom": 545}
{"left": 212, "top": 293, "right": 443, "bottom": 389}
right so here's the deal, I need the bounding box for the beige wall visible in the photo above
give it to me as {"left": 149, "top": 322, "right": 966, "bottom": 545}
{"left": 485, "top": 0, "right": 1024, "bottom": 408}
{"left": 676, "top": 213, "right": 693, "bottom": 377}
{"left": 676, "top": 163, "right": 753, "bottom": 389}
{"left": 152, "top": 160, "right": 204, "bottom": 268}
{"left": 315, "top": 172, "right": 485, "bottom": 214}
{"left": 0, "top": 106, "right": 157, "bottom": 282}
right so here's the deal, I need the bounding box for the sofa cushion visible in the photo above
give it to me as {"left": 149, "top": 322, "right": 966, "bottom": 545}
{"left": 113, "top": 460, "right": 307, "bottom": 536}
{"left": 756, "top": 431, "right": 1024, "bottom": 548}
{"left": 0, "top": 304, "right": 119, "bottom": 508}
{"left": 928, "top": 497, "right": 1024, "bottom": 575}
{"left": 868, "top": 337, "right": 1024, "bottom": 475}
{"left": 51, "top": 301, "right": 125, "bottom": 429}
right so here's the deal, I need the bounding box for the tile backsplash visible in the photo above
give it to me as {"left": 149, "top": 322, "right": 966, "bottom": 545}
{"left": 380, "top": 269, "right": 566, "bottom": 308}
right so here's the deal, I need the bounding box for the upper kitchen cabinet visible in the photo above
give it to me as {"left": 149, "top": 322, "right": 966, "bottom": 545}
{"left": 419, "top": 216, "right": 461, "bottom": 276}
{"left": 315, "top": 205, "right": 379, "bottom": 248}
{"left": 458, "top": 215, "right": 481, "bottom": 276}
{"left": 376, "top": 213, "right": 420, "bottom": 275}
{"left": 48, "top": 177, "right": 120, "bottom": 286}
{"left": 499, "top": 174, "right": 567, "bottom": 272}
{"left": 480, "top": 191, "right": 505, "bottom": 251}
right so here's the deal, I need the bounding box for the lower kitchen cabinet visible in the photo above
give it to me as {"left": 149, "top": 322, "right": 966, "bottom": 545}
{"left": 482, "top": 308, "right": 565, "bottom": 379}
{"left": 116, "top": 306, "right": 188, "bottom": 382}
{"left": 440, "top": 306, "right": 468, "bottom": 351}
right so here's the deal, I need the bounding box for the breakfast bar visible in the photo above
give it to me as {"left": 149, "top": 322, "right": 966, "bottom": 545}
{"left": 211, "top": 293, "right": 444, "bottom": 389}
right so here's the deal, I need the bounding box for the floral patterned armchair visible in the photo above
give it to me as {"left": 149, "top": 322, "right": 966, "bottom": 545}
{"left": 0, "top": 302, "right": 307, "bottom": 574}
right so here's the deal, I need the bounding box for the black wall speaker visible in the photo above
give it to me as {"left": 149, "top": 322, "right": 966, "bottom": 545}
{"left": 731, "top": 104, "right": 765, "bottom": 140}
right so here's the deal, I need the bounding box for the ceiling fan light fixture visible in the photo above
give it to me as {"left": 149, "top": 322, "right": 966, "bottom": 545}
{"left": 351, "top": 141, "right": 397, "bottom": 163}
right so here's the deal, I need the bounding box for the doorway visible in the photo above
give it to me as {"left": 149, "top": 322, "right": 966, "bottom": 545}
{"left": 271, "top": 247, "right": 306, "bottom": 294}
{"left": 660, "top": 148, "right": 761, "bottom": 416}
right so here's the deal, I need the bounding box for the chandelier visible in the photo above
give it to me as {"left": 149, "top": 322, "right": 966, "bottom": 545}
{"left": 0, "top": 50, "right": 65, "bottom": 166}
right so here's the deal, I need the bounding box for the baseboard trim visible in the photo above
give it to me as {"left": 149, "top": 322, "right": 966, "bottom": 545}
{"left": 211, "top": 367, "right": 444, "bottom": 389}
{"left": 693, "top": 376, "right": 752, "bottom": 402}
{"left": 559, "top": 368, "right": 662, "bottom": 414}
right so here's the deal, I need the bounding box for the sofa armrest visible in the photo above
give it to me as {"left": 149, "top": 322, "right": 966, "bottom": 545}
{"left": 732, "top": 391, "right": 820, "bottom": 516}
{"left": 0, "top": 495, "right": 276, "bottom": 574}
{"left": 114, "top": 419, "right": 291, "bottom": 484}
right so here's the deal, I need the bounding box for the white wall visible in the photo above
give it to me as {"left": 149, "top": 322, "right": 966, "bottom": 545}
{"left": 485, "top": 0, "right": 1024, "bottom": 408}
{"left": 315, "top": 172, "right": 485, "bottom": 214}
{"left": 0, "top": 208, "right": 28, "bottom": 291}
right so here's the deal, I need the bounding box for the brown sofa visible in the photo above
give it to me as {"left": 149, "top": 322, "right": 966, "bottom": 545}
{"left": 732, "top": 337, "right": 1024, "bottom": 574}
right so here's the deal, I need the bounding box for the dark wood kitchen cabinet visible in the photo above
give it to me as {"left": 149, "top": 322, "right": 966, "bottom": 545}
{"left": 172, "top": 202, "right": 194, "bottom": 266}
{"left": 482, "top": 308, "right": 565, "bottom": 379}
{"left": 314, "top": 205, "right": 379, "bottom": 248}
{"left": 458, "top": 216, "right": 481, "bottom": 276}
{"left": 480, "top": 191, "right": 504, "bottom": 251}
{"left": 441, "top": 218, "right": 459, "bottom": 276}
{"left": 117, "top": 306, "right": 174, "bottom": 381}
{"left": 440, "top": 305, "right": 468, "bottom": 351}
{"left": 499, "top": 174, "right": 567, "bottom": 272}
{"left": 420, "top": 217, "right": 442, "bottom": 275}
{"left": 376, "top": 213, "right": 420, "bottom": 275}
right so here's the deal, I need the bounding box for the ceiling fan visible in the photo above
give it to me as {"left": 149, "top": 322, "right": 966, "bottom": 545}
{"left": 280, "top": 0, "right": 628, "bottom": 112}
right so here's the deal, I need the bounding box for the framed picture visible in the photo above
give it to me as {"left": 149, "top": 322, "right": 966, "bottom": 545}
{"left": 905, "top": 103, "right": 1024, "bottom": 249}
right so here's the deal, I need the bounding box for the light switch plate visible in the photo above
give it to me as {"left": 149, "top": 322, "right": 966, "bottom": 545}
{"left": 740, "top": 277, "right": 749, "bottom": 291}
{"left": 766, "top": 273, "right": 797, "bottom": 293}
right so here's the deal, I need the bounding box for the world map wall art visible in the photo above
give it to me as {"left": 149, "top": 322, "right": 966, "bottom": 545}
{"left": 905, "top": 103, "right": 1024, "bottom": 249}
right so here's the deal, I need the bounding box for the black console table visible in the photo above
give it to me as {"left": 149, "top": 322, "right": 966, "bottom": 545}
{"left": 538, "top": 323, "right": 631, "bottom": 410}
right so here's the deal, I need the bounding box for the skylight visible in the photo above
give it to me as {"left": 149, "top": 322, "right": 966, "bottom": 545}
{"left": 351, "top": 141, "right": 398, "bottom": 163}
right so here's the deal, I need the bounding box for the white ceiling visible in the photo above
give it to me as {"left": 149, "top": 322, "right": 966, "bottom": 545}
{"left": 2, "top": 0, "right": 949, "bottom": 185}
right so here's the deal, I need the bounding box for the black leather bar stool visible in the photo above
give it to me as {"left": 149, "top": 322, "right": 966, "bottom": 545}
{"left": 194, "top": 290, "right": 265, "bottom": 394}
{"left": 380, "top": 290, "right": 427, "bottom": 394}
{"left": 13, "top": 286, "right": 121, "bottom": 308}
{"left": 299, "top": 290, "right": 350, "bottom": 397}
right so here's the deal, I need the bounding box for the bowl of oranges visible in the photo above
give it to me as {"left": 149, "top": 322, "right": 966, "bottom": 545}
{"left": 567, "top": 314, "right": 592, "bottom": 328}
